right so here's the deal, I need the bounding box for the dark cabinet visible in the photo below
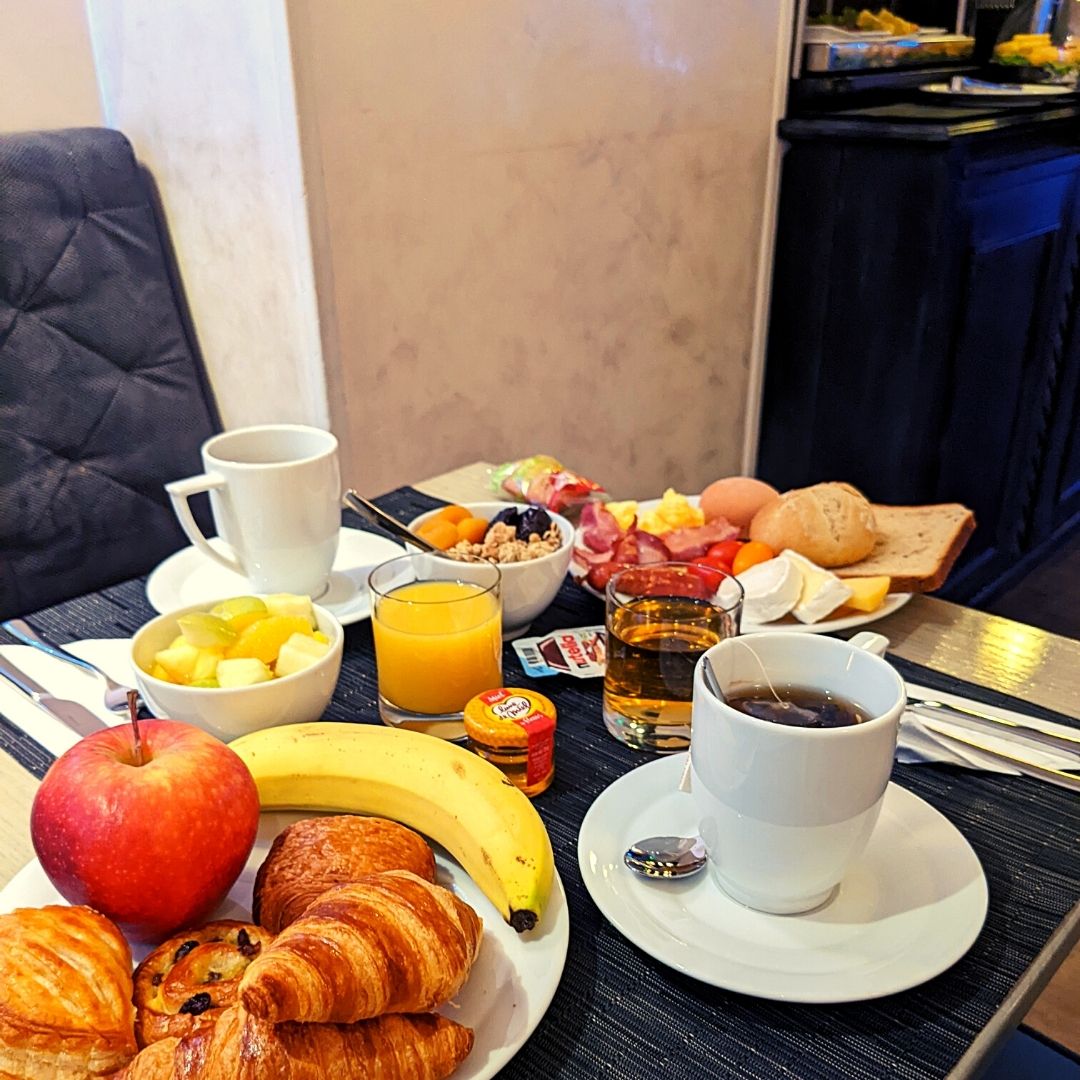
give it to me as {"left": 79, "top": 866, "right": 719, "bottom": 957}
{"left": 757, "top": 107, "right": 1080, "bottom": 603}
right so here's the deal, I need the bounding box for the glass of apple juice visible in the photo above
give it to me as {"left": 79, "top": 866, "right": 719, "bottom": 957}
{"left": 368, "top": 552, "right": 502, "bottom": 741}
{"left": 604, "top": 562, "right": 743, "bottom": 752}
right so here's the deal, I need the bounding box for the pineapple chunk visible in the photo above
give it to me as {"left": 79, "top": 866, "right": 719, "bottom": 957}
{"left": 842, "top": 576, "right": 891, "bottom": 613}
{"left": 264, "top": 593, "right": 317, "bottom": 628}
{"left": 153, "top": 641, "right": 203, "bottom": 684}
{"left": 150, "top": 663, "right": 171, "bottom": 681}
{"left": 312, "top": 631, "right": 329, "bottom": 644}
{"left": 275, "top": 633, "right": 331, "bottom": 678}
{"left": 216, "top": 657, "right": 274, "bottom": 688}
{"left": 191, "top": 648, "right": 222, "bottom": 683}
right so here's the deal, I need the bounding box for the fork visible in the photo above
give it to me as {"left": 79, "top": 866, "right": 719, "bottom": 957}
{"left": 1, "top": 618, "right": 135, "bottom": 713}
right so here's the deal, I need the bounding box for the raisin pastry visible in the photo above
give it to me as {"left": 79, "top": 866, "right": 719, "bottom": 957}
{"left": 113, "top": 1006, "right": 473, "bottom": 1080}
{"left": 0, "top": 904, "right": 137, "bottom": 1078}
{"left": 252, "top": 815, "right": 437, "bottom": 934}
{"left": 240, "top": 871, "right": 482, "bottom": 1024}
{"left": 132, "top": 921, "right": 273, "bottom": 1047}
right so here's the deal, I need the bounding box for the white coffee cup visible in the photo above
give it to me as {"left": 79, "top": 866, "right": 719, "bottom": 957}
{"left": 689, "top": 631, "right": 905, "bottom": 914}
{"left": 166, "top": 424, "right": 341, "bottom": 598}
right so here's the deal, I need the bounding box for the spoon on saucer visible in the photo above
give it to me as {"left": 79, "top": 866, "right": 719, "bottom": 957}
{"left": 624, "top": 835, "right": 708, "bottom": 879}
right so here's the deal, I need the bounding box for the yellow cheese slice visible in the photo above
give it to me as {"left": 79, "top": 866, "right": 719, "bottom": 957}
{"left": 841, "top": 576, "right": 891, "bottom": 613}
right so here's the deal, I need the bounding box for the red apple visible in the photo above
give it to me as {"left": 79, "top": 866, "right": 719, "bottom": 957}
{"left": 30, "top": 719, "right": 260, "bottom": 943}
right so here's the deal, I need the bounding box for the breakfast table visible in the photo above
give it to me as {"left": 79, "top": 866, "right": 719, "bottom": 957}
{"left": 0, "top": 460, "right": 1078, "bottom": 1079}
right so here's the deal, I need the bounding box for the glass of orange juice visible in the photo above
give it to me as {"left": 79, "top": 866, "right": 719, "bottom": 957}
{"left": 369, "top": 553, "right": 502, "bottom": 739}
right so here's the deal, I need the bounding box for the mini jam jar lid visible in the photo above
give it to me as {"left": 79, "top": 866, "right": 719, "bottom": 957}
{"left": 463, "top": 687, "right": 557, "bottom": 747}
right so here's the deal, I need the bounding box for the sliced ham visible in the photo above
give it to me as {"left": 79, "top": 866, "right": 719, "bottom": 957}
{"left": 572, "top": 545, "right": 614, "bottom": 568}
{"left": 580, "top": 501, "right": 623, "bottom": 553}
{"left": 662, "top": 518, "right": 739, "bottom": 560}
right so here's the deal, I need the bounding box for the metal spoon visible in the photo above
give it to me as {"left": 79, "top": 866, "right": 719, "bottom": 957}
{"left": 701, "top": 655, "right": 727, "bottom": 704}
{"left": 624, "top": 835, "right": 708, "bottom": 879}
{"left": 342, "top": 490, "right": 440, "bottom": 553}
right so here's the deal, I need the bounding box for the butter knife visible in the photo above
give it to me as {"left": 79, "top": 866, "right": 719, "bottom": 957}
{"left": 919, "top": 717, "right": 1080, "bottom": 793}
{"left": 0, "top": 654, "right": 109, "bottom": 737}
{"left": 908, "top": 696, "right": 1080, "bottom": 758}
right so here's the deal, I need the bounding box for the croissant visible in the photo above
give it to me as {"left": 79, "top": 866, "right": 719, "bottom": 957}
{"left": 239, "top": 871, "right": 482, "bottom": 1024}
{"left": 253, "top": 816, "right": 437, "bottom": 934}
{"left": 112, "top": 1007, "right": 473, "bottom": 1080}
{"left": 133, "top": 920, "right": 274, "bottom": 1047}
{"left": 0, "top": 904, "right": 137, "bottom": 1078}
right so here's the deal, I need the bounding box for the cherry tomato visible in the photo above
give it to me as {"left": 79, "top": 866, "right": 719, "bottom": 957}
{"left": 706, "top": 540, "right": 744, "bottom": 566}
{"left": 732, "top": 540, "right": 775, "bottom": 576}
{"left": 692, "top": 553, "right": 735, "bottom": 575}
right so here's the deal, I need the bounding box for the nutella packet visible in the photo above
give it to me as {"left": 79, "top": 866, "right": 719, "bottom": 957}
{"left": 513, "top": 626, "right": 606, "bottom": 679}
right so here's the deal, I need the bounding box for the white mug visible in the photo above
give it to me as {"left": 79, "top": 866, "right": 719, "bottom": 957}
{"left": 689, "top": 631, "right": 905, "bottom": 914}
{"left": 166, "top": 424, "right": 341, "bottom": 598}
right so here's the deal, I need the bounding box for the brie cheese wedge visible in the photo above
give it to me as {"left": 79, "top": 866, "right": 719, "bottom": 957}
{"left": 780, "top": 550, "right": 853, "bottom": 624}
{"left": 736, "top": 557, "right": 802, "bottom": 624}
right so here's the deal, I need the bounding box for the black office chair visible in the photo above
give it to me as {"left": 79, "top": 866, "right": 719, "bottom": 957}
{"left": 0, "top": 128, "right": 220, "bottom": 618}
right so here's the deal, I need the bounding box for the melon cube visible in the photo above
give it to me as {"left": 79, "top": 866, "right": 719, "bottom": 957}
{"left": 216, "top": 657, "right": 274, "bottom": 688}
{"left": 264, "top": 593, "right": 317, "bottom": 628}
{"left": 275, "top": 633, "right": 331, "bottom": 678}
{"left": 153, "top": 641, "right": 202, "bottom": 684}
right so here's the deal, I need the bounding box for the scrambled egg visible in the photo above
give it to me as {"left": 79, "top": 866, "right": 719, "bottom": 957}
{"left": 637, "top": 489, "right": 704, "bottom": 535}
{"left": 604, "top": 500, "right": 639, "bottom": 533}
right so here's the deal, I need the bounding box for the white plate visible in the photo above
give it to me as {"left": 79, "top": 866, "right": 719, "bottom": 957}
{"left": 920, "top": 81, "right": 1073, "bottom": 100}
{"left": 146, "top": 528, "right": 405, "bottom": 625}
{"left": 0, "top": 812, "right": 569, "bottom": 1080}
{"left": 571, "top": 496, "right": 912, "bottom": 634}
{"left": 578, "top": 755, "right": 987, "bottom": 1003}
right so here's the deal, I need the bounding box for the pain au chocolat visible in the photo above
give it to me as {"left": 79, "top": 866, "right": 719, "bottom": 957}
{"left": 252, "top": 815, "right": 437, "bottom": 934}
{"left": 0, "top": 904, "right": 137, "bottom": 1078}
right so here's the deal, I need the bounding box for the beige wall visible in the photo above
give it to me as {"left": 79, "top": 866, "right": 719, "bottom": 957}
{"left": 288, "top": 0, "right": 790, "bottom": 498}
{"left": 0, "top": 0, "right": 101, "bottom": 131}
{"left": 86, "top": 0, "right": 328, "bottom": 434}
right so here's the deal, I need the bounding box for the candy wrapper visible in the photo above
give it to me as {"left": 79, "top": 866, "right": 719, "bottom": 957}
{"left": 513, "top": 627, "right": 606, "bottom": 679}
{"left": 489, "top": 455, "right": 606, "bottom": 514}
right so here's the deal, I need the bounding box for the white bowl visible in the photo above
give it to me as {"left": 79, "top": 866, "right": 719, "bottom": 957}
{"left": 131, "top": 601, "right": 344, "bottom": 742}
{"left": 407, "top": 501, "right": 574, "bottom": 637}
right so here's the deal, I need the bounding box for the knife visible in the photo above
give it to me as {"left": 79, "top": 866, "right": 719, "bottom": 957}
{"left": 908, "top": 696, "right": 1080, "bottom": 758}
{"left": 919, "top": 717, "right": 1080, "bottom": 793}
{"left": 0, "top": 654, "right": 109, "bottom": 737}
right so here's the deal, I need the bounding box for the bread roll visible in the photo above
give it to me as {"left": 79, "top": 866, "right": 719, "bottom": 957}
{"left": 749, "top": 483, "right": 877, "bottom": 567}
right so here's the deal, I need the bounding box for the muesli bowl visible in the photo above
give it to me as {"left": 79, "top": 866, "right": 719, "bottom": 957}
{"left": 407, "top": 501, "right": 574, "bottom": 638}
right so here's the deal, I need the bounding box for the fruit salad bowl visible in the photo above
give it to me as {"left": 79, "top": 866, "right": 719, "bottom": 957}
{"left": 407, "top": 501, "right": 574, "bottom": 638}
{"left": 131, "top": 599, "right": 344, "bottom": 742}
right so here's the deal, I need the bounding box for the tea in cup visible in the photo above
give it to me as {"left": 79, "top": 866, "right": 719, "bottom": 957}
{"left": 689, "top": 631, "right": 905, "bottom": 914}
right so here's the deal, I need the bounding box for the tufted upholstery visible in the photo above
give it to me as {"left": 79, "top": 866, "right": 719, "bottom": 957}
{"left": 0, "top": 128, "right": 220, "bottom": 618}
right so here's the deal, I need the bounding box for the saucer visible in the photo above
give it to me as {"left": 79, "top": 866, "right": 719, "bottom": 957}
{"left": 578, "top": 755, "right": 988, "bottom": 1003}
{"left": 146, "top": 528, "right": 404, "bottom": 625}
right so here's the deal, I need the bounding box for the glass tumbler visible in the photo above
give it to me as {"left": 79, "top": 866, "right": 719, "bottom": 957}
{"left": 603, "top": 562, "right": 743, "bottom": 752}
{"left": 369, "top": 553, "right": 502, "bottom": 741}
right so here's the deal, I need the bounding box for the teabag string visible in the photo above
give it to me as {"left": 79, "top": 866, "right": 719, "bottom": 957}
{"left": 679, "top": 639, "right": 807, "bottom": 793}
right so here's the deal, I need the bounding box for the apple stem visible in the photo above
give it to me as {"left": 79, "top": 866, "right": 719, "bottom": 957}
{"left": 128, "top": 690, "right": 145, "bottom": 766}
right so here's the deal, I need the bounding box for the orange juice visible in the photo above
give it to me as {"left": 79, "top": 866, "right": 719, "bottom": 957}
{"left": 372, "top": 580, "right": 502, "bottom": 714}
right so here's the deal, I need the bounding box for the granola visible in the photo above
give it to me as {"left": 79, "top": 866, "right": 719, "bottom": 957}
{"left": 447, "top": 521, "right": 563, "bottom": 564}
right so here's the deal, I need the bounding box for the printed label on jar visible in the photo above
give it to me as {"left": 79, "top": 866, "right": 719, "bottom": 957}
{"left": 518, "top": 710, "right": 555, "bottom": 786}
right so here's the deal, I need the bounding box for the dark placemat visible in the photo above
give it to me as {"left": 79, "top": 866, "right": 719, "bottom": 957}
{"left": 3, "top": 485, "right": 1079, "bottom": 1079}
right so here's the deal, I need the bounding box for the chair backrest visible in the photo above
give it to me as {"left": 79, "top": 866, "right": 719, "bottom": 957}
{"left": 0, "top": 127, "right": 220, "bottom": 618}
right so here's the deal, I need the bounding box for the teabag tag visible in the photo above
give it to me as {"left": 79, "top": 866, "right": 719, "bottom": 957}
{"left": 513, "top": 627, "right": 605, "bottom": 679}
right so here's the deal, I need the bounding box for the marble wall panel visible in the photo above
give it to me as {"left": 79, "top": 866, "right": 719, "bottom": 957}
{"left": 288, "top": 0, "right": 791, "bottom": 496}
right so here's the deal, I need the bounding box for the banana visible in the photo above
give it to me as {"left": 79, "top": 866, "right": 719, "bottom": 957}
{"left": 230, "top": 723, "right": 555, "bottom": 933}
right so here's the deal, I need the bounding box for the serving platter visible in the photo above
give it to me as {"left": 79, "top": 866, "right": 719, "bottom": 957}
{"left": 0, "top": 812, "right": 569, "bottom": 1080}
{"left": 570, "top": 496, "right": 912, "bottom": 634}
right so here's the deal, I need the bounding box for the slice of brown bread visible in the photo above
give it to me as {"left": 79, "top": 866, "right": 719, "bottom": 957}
{"left": 833, "top": 504, "right": 975, "bottom": 593}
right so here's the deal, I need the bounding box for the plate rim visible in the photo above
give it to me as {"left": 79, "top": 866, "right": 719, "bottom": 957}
{"left": 0, "top": 825, "right": 569, "bottom": 1080}
{"left": 145, "top": 527, "right": 403, "bottom": 626}
{"left": 577, "top": 755, "right": 988, "bottom": 1004}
